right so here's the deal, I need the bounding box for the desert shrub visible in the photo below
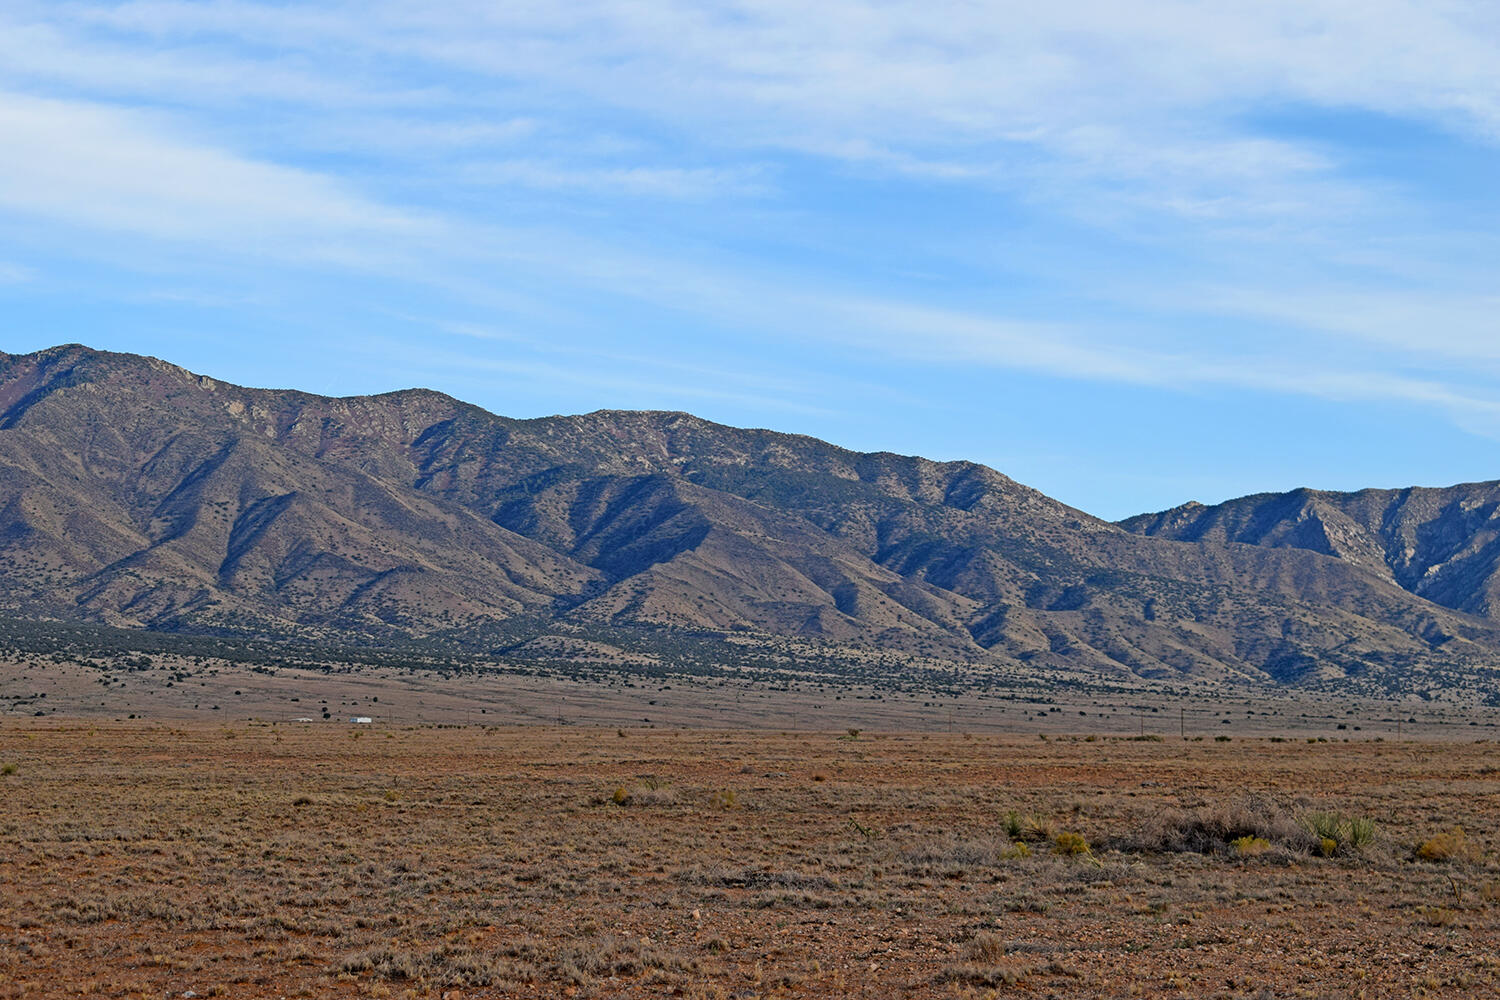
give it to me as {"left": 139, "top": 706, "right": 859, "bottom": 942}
{"left": 1001, "top": 809, "right": 1058, "bottom": 843}
{"left": 1026, "top": 816, "right": 1057, "bottom": 843}
{"left": 1120, "top": 795, "right": 1319, "bottom": 856}
{"left": 632, "top": 785, "right": 678, "bottom": 807}
{"left": 1, "top": 763, "right": 16, "bottom": 776}
{"left": 709, "top": 789, "right": 738, "bottom": 809}
{"left": 1003, "top": 894, "right": 1049, "bottom": 913}
{"left": 1347, "top": 816, "right": 1377, "bottom": 848}
{"left": 894, "top": 833, "right": 1038, "bottom": 869}
{"left": 1414, "top": 905, "right": 1459, "bottom": 927}
{"left": 1415, "top": 827, "right": 1480, "bottom": 863}
{"left": 608, "top": 778, "right": 677, "bottom": 807}
{"left": 555, "top": 935, "right": 699, "bottom": 979}
{"left": 343, "top": 936, "right": 693, "bottom": 990}
{"left": 1303, "top": 812, "right": 1341, "bottom": 842}
{"left": 963, "top": 931, "right": 1007, "bottom": 963}
{"left": 1052, "top": 832, "right": 1089, "bottom": 856}
{"left": 1302, "top": 812, "right": 1378, "bottom": 855}
{"left": 939, "top": 961, "right": 1031, "bottom": 987}
{"left": 339, "top": 945, "right": 517, "bottom": 987}
{"left": 1230, "top": 836, "right": 1270, "bottom": 857}
{"left": 899, "top": 836, "right": 1006, "bottom": 869}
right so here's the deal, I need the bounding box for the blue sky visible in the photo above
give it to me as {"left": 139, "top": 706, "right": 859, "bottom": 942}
{"left": 2, "top": 1, "right": 1499, "bottom": 520}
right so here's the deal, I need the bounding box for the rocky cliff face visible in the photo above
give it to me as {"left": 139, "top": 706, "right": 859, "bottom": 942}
{"left": 3, "top": 343, "right": 1498, "bottom": 695}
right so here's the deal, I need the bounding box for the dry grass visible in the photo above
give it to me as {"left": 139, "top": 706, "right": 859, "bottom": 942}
{"left": 1, "top": 721, "right": 1498, "bottom": 998}
{"left": 1120, "top": 794, "right": 1322, "bottom": 857}
{"left": 1417, "top": 827, "right": 1483, "bottom": 863}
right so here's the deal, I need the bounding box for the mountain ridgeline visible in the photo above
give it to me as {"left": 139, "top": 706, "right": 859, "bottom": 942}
{"left": 3, "top": 344, "right": 1500, "bottom": 697}
{"left": 1120, "top": 484, "right": 1500, "bottom": 625}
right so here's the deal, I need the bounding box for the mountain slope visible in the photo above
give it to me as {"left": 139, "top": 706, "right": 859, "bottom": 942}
{"left": 3, "top": 343, "right": 1499, "bottom": 696}
{"left": 0, "top": 346, "right": 601, "bottom": 637}
{"left": 1121, "top": 483, "right": 1500, "bottom": 621}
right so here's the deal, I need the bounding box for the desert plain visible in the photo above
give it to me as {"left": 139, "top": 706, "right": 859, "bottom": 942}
{"left": 3, "top": 687, "right": 1500, "bottom": 1000}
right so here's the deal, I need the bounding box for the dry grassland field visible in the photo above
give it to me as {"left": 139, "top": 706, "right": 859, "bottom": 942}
{"left": 3, "top": 719, "right": 1500, "bottom": 999}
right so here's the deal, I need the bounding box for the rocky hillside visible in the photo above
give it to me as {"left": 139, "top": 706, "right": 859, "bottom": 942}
{"left": 1122, "top": 483, "right": 1500, "bottom": 622}
{"left": 3, "top": 344, "right": 1499, "bottom": 696}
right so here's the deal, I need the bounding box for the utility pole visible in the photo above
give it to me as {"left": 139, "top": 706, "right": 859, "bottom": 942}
{"left": 1180, "top": 707, "right": 1185, "bottom": 741}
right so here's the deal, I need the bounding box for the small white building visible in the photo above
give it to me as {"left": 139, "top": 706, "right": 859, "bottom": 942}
{"left": 349, "top": 716, "right": 373, "bottom": 724}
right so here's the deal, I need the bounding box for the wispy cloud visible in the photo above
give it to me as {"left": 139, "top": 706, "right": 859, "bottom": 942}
{"left": 808, "top": 292, "right": 1500, "bottom": 436}
{"left": 13, "top": 2, "right": 1496, "bottom": 211}
{"left": 365, "top": 335, "right": 846, "bottom": 418}
{"left": 1177, "top": 285, "right": 1500, "bottom": 367}
{"left": 2, "top": 0, "right": 1500, "bottom": 472}
{"left": 7, "top": 2, "right": 1496, "bottom": 237}
{"left": 0, "top": 261, "right": 35, "bottom": 284}
{"left": 459, "top": 161, "right": 769, "bottom": 200}
{"left": 0, "top": 91, "right": 440, "bottom": 267}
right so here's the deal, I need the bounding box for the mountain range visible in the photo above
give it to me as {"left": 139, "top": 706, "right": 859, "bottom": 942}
{"left": 4, "top": 343, "right": 1500, "bottom": 698}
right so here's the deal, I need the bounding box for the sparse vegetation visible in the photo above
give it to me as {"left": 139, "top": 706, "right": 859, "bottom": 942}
{"left": 1004, "top": 811, "right": 1056, "bottom": 843}
{"left": 610, "top": 779, "right": 677, "bottom": 807}
{"left": 3, "top": 722, "right": 1499, "bottom": 998}
{"left": 1123, "top": 796, "right": 1320, "bottom": 857}
{"left": 1303, "top": 811, "right": 1378, "bottom": 854}
{"left": 1052, "top": 831, "right": 1090, "bottom": 856}
{"left": 1230, "top": 835, "right": 1270, "bottom": 857}
{"left": 1416, "top": 827, "right": 1481, "bottom": 863}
